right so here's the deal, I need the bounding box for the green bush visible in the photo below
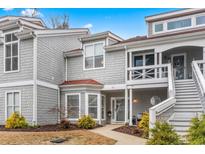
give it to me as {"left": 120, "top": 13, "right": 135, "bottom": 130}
{"left": 5, "top": 112, "right": 28, "bottom": 129}
{"left": 187, "top": 115, "right": 205, "bottom": 144}
{"left": 138, "top": 112, "right": 149, "bottom": 138}
{"left": 78, "top": 115, "right": 96, "bottom": 129}
{"left": 147, "top": 121, "right": 182, "bottom": 145}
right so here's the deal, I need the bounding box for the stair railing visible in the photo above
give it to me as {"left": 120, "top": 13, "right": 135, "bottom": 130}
{"left": 192, "top": 60, "right": 205, "bottom": 112}
{"left": 149, "top": 63, "right": 176, "bottom": 129}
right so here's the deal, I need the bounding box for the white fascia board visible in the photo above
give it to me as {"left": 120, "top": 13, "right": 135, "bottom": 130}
{"left": 102, "top": 84, "right": 126, "bottom": 90}
{"left": 37, "top": 80, "right": 59, "bottom": 90}
{"left": 34, "top": 29, "right": 89, "bottom": 36}
{"left": 0, "top": 80, "right": 34, "bottom": 88}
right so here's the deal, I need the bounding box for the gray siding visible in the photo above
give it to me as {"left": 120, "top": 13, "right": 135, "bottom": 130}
{"left": 0, "top": 39, "right": 33, "bottom": 84}
{"left": 0, "top": 86, "right": 33, "bottom": 125}
{"left": 37, "top": 85, "right": 58, "bottom": 125}
{"left": 37, "top": 34, "right": 87, "bottom": 85}
{"left": 67, "top": 49, "right": 125, "bottom": 85}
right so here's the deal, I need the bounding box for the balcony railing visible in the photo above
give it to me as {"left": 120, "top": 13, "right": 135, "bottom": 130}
{"left": 127, "top": 64, "right": 169, "bottom": 81}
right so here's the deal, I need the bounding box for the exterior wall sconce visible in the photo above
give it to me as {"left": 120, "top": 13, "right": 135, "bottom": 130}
{"left": 133, "top": 98, "right": 139, "bottom": 103}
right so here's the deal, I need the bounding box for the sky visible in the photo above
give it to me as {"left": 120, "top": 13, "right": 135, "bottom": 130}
{"left": 0, "top": 8, "right": 181, "bottom": 39}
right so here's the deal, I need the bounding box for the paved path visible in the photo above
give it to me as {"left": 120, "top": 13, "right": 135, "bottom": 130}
{"left": 90, "top": 125, "right": 147, "bottom": 145}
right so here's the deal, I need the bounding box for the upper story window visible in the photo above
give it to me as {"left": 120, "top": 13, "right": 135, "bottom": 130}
{"left": 84, "top": 42, "right": 104, "bottom": 70}
{"left": 196, "top": 15, "right": 205, "bottom": 25}
{"left": 167, "top": 18, "right": 191, "bottom": 30}
{"left": 154, "top": 23, "right": 163, "bottom": 32}
{"left": 4, "top": 33, "right": 19, "bottom": 72}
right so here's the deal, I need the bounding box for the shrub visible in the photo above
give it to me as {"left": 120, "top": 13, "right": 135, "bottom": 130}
{"left": 187, "top": 115, "right": 205, "bottom": 144}
{"left": 147, "top": 121, "right": 182, "bottom": 145}
{"left": 60, "top": 119, "right": 70, "bottom": 129}
{"left": 138, "top": 112, "right": 149, "bottom": 138}
{"left": 5, "top": 112, "right": 28, "bottom": 129}
{"left": 78, "top": 115, "right": 96, "bottom": 129}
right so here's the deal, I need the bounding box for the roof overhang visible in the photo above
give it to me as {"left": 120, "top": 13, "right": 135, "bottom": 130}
{"left": 80, "top": 31, "right": 123, "bottom": 42}
{"left": 145, "top": 8, "right": 205, "bottom": 22}
{"left": 105, "top": 28, "right": 205, "bottom": 52}
{"left": 64, "top": 49, "right": 83, "bottom": 58}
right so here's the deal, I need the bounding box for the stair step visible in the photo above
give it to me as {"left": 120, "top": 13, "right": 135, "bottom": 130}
{"left": 175, "top": 83, "right": 195, "bottom": 87}
{"left": 176, "top": 95, "right": 199, "bottom": 98}
{"left": 169, "top": 121, "right": 191, "bottom": 127}
{"left": 175, "top": 89, "right": 198, "bottom": 93}
{"left": 175, "top": 87, "right": 197, "bottom": 90}
{"left": 176, "top": 98, "right": 200, "bottom": 101}
{"left": 174, "top": 108, "right": 203, "bottom": 112}
{"left": 174, "top": 105, "right": 202, "bottom": 109}
{"left": 175, "top": 101, "right": 201, "bottom": 105}
{"left": 174, "top": 79, "right": 193, "bottom": 83}
{"left": 175, "top": 81, "right": 194, "bottom": 85}
{"left": 176, "top": 92, "right": 199, "bottom": 95}
{"left": 173, "top": 126, "right": 189, "bottom": 132}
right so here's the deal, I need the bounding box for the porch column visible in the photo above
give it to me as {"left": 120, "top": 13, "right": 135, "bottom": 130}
{"left": 154, "top": 52, "right": 157, "bottom": 78}
{"left": 203, "top": 47, "right": 205, "bottom": 76}
{"left": 129, "top": 88, "right": 133, "bottom": 125}
{"left": 129, "top": 52, "right": 132, "bottom": 81}
{"left": 125, "top": 88, "right": 128, "bottom": 123}
{"left": 98, "top": 94, "right": 102, "bottom": 125}
{"left": 159, "top": 52, "right": 162, "bottom": 78}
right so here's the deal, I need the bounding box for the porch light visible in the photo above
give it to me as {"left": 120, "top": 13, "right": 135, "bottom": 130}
{"left": 133, "top": 98, "right": 139, "bottom": 103}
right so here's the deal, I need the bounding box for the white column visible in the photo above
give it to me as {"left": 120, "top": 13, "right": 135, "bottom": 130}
{"left": 98, "top": 94, "right": 102, "bottom": 125}
{"left": 154, "top": 52, "right": 157, "bottom": 78}
{"left": 125, "top": 47, "right": 128, "bottom": 82}
{"left": 125, "top": 88, "right": 128, "bottom": 123}
{"left": 203, "top": 47, "right": 205, "bottom": 77}
{"left": 129, "top": 88, "right": 133, "bottom": 125}
{"left": 129, "top": 52, "right": 132, "bottom": 81}
{"left": 159, "top": 52, "right": 162, "bottom": 78}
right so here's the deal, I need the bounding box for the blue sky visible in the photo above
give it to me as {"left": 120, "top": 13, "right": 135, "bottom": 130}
{"left": 0, "top": 8, "right": 181, "bottom": 39}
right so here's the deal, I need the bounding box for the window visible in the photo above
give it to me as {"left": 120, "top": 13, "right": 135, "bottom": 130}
{"left": 4, "top": 33, "right": 19, "bottom": 72}
{"left": 84, "top": 42, "right": 104, "bottom": 69}
{"left": 167, "top": 18, "right": 192, "bottom": 30}
{"left": 6, "top": 91, "right": 20, "bottom": 118}
{"left": 101, "top": 95, "right": 106, "bottom": 119}
{"left": 88, "top": 94, "right": 98, "bottom": 119}
{"left": 66, "top": 94, "right": 80, "bottom": 119}
{"left": 154, "top": 23, "right": 163, "bottom": 32}
{"left": 196, "top": 15, "right": 205, "bottom": 25}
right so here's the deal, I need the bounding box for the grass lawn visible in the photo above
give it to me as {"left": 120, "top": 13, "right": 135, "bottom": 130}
{"left": 0, "top": 130, "right": 116, "bottom": 145}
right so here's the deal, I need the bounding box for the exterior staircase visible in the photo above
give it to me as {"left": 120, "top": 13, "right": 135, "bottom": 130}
{"left": 168, "top": 79, "right": 203, "bottom": 136}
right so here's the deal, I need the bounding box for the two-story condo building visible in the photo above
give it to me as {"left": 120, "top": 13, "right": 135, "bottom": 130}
{"left": 1, "top": 8, "right": 205, "bottom": 135}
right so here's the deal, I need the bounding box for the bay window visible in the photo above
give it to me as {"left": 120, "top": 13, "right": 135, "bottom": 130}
{"left": 66, "top": 94, "right": 80, "bottom": 119}
{"left": 84, "top": 42, "right": 104, "bottom": 69}
{"left": 4, "top": 33, "right": 19, "bottom": 72}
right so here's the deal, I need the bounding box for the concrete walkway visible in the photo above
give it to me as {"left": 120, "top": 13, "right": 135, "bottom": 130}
{"left": 90, "top": 125, "right": 147, "bottom": 145}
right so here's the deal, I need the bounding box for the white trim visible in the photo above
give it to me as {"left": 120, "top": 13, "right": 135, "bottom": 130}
{"left": 98, "top": 93, "right": 101, "bottom": 124}
{"left": 0, "top": 80, "right": 34, "bottom": 88}
{"left": 33, "top": 37, "right": 37, "bottom": 125}
{"left": 65, "top": 58, "right": 68, "bottom": 81}
{"left": 129, "top": 88, "right": 133, "bottom": 125}
{"left": 101, "top": 95, "right": 106, "bottom": 121}
{"left": 3, "top": 31, "right": 21, "bottom": 73}
{"left": 36, "top": 80, "right": 59, "bottom": 90}
{"left": 102, "top": 84, "right": 126, "bottom": 91}
{"left": 65, "top": 93, "right": 81, "bottom": 120}
{"left": 83, "top": 40, "right": 106, "bottom": 71}
{"left": 5, "top": 90, "right": 21, "bottom": 121}
{"left": 171, "top": 53, "right": 187, "bottom": 80}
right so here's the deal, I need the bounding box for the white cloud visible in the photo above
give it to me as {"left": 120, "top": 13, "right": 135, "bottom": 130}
{"left": 83, "top": 23, "right": 93, "bottom": 29}
{"left": 21, "top": 8, "right": 43, "bottom": 17}
{"left": 3, "top": 8, "right": 13, "bottom": 11}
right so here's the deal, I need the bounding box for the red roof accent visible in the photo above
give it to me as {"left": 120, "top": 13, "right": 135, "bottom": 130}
{"left": 61, "top": 79, "right": 103, "bottom": 85}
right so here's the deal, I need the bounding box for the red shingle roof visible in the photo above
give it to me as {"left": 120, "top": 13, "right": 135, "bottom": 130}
{"left": 61, "top": 79, "right": 103, "bottom": 85}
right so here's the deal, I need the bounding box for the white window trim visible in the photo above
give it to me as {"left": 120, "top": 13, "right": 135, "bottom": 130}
{"left": 195, "top": 13, "right": 205, "bottom": 27}
{"left": 132, "top": 52, "right": 155, "bottom": 67}
{"left": 5, "top": 90, "right": 21, "bottom": 121}
{"left": 3, "top": 31, "right": 20, "bottom": 73}
{"left": 101, "top": 95, "right": 106, "bottom": 120}
{"left": 65, "top": 93, "right": 81, "bottom": 120}
{"left": 85, "top": 93, "right": 100, "bottom": 120}
{"left": 83, "top": 40, "right": 106, "bottom": 71}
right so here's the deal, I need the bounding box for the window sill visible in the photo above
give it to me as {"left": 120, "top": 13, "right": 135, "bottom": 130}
{"left": 83, "top": 67, "right": 105, "bottom": 71}
{"left": 4, "top": 70, "right": 20, "bottom": 74}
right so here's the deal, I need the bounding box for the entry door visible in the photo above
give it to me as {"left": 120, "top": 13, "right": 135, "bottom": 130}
{"left": 171, "top": 53, "right": 186, "bottom": 80}
{"left": 111, "top": 97, "right": 125, "bottom": 123}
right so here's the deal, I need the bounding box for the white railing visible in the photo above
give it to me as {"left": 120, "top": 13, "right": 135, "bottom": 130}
{"left": 127, "top": 64, "right": 169, "bottom": 81}
{"left": 192, "top": 60, "right": 205, "bottom": 97}
{"left": 149, "top": 63, "right": 176, "bottom": 129}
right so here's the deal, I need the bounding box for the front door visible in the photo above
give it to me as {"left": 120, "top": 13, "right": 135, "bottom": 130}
{"left": 171, "top": 53, "right": 186, "bottom": 80}
{"left": 111, "top": 97, "right": 125, "bottom": 123}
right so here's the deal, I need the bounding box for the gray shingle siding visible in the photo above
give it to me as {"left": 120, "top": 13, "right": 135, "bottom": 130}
{"left": 37, "top": 85, "right": 58, "bottom": 125}
{"left": 67, "top": 49, "right": 125, "bottom": 85}
{"left": 37, "top": 34, "right": 87, "bottom": 85}
{"left": 0, "top": 85, "right": 33, "bottom": 125}
{"left": 0, "top": 39, "right": 33, "bottom": 84}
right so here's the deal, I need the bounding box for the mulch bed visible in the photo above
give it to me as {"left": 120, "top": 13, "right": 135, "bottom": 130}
{"left": 0, "top": 124, "right": 80, "bottom": 132}
{"left": 113, "top": 125, "right": 144, "bottom": 138}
